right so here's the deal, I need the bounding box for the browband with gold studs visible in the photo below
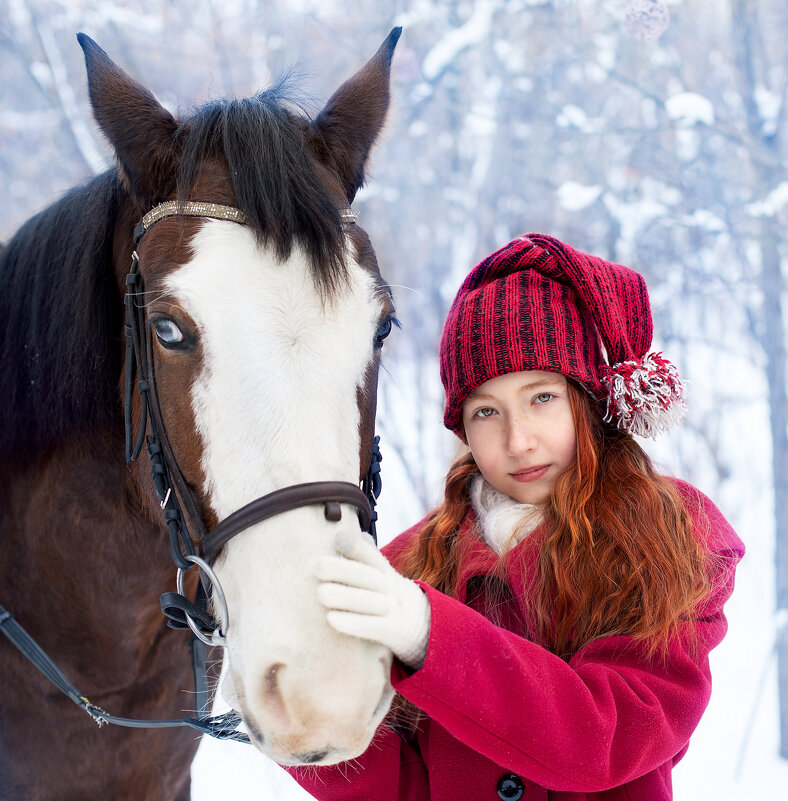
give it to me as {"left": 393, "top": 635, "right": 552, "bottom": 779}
{"left": 138, "top": 200, "right": 357, "bottom": 238}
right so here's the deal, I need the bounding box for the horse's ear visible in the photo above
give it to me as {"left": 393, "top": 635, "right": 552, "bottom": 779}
{"left": 312, "top": 27, "right": 402, "bottom": 204}
{"left": 77, "top": 33, "right": 178, "bottom": 209}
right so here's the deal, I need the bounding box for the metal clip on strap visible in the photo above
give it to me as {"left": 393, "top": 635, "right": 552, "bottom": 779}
{"left": 0, "top": 601, "right": 251, "bottom": 738}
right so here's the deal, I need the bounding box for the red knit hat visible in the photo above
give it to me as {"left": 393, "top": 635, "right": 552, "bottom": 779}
{"left": 440, "top": 233, "right": 685, "bottom": 438}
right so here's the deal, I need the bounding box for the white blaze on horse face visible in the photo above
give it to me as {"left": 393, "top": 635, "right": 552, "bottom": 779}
{"left": 166, "top": 219, "right": 393, "bottom": 764}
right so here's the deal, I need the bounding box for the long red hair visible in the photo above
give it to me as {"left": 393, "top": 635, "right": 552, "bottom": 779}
{"left": 395, "top": 381, "right": 711, "bottom": 660}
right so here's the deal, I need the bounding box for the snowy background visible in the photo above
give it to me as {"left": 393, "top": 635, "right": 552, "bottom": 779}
{"left": 2, "top": 0, "right": 787, "bottom": 797}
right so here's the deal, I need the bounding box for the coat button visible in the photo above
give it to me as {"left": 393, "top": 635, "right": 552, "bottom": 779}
{"left": 496, "top": 773, "right": 524, "bottom": 800}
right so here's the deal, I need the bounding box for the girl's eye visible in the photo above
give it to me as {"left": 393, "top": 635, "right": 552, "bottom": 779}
{"left": 153, "top": 318, "right": 185, "bottom": 347}
{"left": 534, "top": 392, "right": 554, "bottom": 404}
{"left": 475, "top": 407, "right": 496, "bottom": 418}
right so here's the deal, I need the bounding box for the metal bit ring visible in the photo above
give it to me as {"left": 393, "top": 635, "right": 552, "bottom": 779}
{"left": 176, "top": 554, "right": 229, "bottom": 647}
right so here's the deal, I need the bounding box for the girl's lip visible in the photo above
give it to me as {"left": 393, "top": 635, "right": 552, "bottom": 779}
{"left": 510, "top": 465, "right": 550, "bottom": 482}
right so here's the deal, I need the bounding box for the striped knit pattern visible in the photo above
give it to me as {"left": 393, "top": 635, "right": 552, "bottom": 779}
{"left": 440, "top": 233, "right": 655, "bottom": 434}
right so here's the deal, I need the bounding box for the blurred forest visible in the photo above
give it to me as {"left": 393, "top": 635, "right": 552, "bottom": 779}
{"left": 1, "top": 0, "right": 787, "bottom": 794}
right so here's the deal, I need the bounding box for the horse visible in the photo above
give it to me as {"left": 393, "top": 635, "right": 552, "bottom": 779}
{"left": 0, "top": 28, "right": 401, "bottom": 800}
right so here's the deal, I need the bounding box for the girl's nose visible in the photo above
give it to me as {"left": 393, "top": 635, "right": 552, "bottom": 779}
{"left": 505, "top": 416, "right": 537, "bottom": 455}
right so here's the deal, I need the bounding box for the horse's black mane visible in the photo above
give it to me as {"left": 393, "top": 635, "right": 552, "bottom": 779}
{"left": 176, "top": 85, "right": 347, "bottom": 294}
{"left": 0, "top": 86, "right": 348, "bottom": 461}
{"left": 0, "top": 173, "right": 126, "bottom": 460}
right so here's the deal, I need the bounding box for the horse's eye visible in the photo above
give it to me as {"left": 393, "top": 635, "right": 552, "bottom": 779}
{"left": 374, "top": 316, "right": 398, "bottom": 350}
{"left": 153, "top": 318, "right": 185, "bottom": 347}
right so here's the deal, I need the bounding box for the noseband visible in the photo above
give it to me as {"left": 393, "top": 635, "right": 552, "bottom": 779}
{"left": 125, "top": 200, "right": 380, "bottom": 643}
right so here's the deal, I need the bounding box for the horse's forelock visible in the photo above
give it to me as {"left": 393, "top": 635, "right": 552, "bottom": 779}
{"left": 175, "top": 87, "right": 349, "bottom": 298}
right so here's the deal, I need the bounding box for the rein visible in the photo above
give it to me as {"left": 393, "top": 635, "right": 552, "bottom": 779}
{"left": 0, "top": 200, "right": 383, "bottom": 745}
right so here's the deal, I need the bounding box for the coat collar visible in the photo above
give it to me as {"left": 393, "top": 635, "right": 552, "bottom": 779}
{"left": 453, "top": 509, "right": 542, "bottom": 605}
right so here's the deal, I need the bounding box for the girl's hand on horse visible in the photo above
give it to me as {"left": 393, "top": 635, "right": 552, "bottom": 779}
{"left": 317, "top": 530, "right": 431, "bottom": 669}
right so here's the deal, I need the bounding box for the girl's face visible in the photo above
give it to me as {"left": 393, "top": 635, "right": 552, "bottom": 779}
{"left": 461, "top": 370, "right": 577, "bottom": 505}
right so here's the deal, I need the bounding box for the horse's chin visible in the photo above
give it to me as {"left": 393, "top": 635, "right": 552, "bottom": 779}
{"left": 220, "top": 649, "right": 395, "bottom": 766}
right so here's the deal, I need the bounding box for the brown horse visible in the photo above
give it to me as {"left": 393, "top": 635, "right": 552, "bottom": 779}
{"left": 0, "top": 29, "right": 400, "bottom": 800}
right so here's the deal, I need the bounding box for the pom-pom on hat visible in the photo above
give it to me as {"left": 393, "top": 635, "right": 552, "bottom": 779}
{"left": 439, "top": 233, "right": 685, "bottom": 438}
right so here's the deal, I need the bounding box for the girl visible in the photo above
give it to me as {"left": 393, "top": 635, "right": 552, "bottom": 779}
{"left": 290, "top": 233, "right": 744, "bottom": 800}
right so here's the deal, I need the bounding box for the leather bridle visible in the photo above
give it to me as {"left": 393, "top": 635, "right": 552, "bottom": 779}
{"left": 125, "top": 201, "right": 382, "bottom": 646}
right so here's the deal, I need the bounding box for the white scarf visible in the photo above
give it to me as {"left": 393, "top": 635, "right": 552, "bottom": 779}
{"left": 468, "top": 473, "right": 544, "bottom": 556}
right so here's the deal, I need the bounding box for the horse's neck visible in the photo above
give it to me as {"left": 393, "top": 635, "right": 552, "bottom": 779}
{"left": 0, "top": 437, "right": 202, "bottom": 800}
{"left": 1, "top": 436, "right": 178, "bottom": 688}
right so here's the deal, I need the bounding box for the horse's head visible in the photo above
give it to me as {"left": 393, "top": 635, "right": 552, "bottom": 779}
{"left": 79, "top": 31, "right": 401, "bottom": 765}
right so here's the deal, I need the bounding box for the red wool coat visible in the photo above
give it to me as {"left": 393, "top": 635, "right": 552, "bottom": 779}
{"left": 287, "top": 480, "right": 744, "bottom": 800}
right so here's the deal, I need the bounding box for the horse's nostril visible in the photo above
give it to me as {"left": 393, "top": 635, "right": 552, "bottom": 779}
{"left": 294, "top": 750, "right": 330, "bottom": 764}
{"left": 265, "top": 662, "right": 284, "bottom": 697}
{"left": 260, "top": 662, "right": 290, "bottom": 727}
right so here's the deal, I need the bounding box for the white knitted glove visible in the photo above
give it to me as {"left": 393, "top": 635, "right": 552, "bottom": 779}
{"left": 316, "top": 529, "right": 431, "bottom": 669}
